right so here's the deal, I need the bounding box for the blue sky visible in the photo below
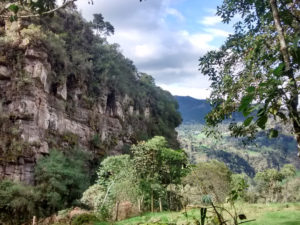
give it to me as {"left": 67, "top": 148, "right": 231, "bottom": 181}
{"left": 77, "top": 0, "right": 233, "bottom": 99}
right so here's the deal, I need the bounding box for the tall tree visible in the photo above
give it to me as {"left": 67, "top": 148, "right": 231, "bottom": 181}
{"left": 131, "top": 136, "right": 187, "bottom": 212}
{"left": 199, "top": 0, "right": 300, "bottom": 157}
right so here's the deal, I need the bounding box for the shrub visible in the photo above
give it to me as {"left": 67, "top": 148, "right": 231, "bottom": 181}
{"left": 0, "top": 180, "right": 40, "bottom": 225}
{"left": 71, "top": 213, "right": 99, "bottom": 225}
{"left": 35, "top": 149, "right": 91, "bottom": 215}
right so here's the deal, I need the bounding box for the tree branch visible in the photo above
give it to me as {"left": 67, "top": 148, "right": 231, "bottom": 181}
{"left": 270, "top": 0, "right": 300, "bottom": 158}
{"left": 269, "top": 0, "right": 291, "bottom": 71}
{"left": 0, "top": 0, "right": 76, "bottom": 19}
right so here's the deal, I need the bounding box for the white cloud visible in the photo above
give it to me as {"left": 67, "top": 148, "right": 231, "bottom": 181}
{"left": 134, "top": 44, "right": 157, "bottom": 58}
{"left": 188, "top": 33, "right": 215, "bottom": 50}
{"left": 75, "top": 0, "right": 219, "bottom": 99}
{"left": 199, "top": 15, "right": 222, "bottom": 26}
{"left": 165, "top": 8, "right": 185, "bottom": 22}
{"left": 204, "top": 28, "right": 231, "bottom": 37}
{"left": 159, "top": 83, "right": 211, "bottom": 100}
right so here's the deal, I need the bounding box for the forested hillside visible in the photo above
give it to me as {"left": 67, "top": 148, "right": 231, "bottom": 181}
{"left": 175, "top": 96, "right": 245, "bottom": 123}
{"left": 175, "top": 96, "right": 211, "bottom": 123}
{"left": 176, "top": 96, "right": 300, "bottom": 175}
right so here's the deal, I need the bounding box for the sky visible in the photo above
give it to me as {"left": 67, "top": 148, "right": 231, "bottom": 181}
{"left": 76, "top": 0, "right": 233, "bottom": 99}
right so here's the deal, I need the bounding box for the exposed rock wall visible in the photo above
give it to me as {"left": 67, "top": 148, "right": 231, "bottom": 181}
{"left": 0, "top": 46, "right": 152, "bottom": 184}
{"left": 0, "top": 17, "right": 182, "bottom": 184}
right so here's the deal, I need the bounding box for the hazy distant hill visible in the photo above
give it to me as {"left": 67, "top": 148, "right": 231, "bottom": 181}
{"left": 175, "top": 96, "right": 300, "bottom": 175}
{"left": 175, "top": 96, "right": 244, "bottom": 124}
{"left": 174, "top": 96, "right": 211, "bottom": 123}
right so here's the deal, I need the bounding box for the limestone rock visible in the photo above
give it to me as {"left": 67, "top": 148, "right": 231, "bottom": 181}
{"left": 57, "top": 82, "right": 67, "bottom": 100}
{"left": 25, "top": 48, "right": 48, "bottom": 60}
{"left": 129, "top": 106, "right": 134, "bottom": 115}
{"left": 0, "top": 48, "right": 154, "bottom": 184}
{"left": 24, "top": 60, "right": 48, "bottom": 90}
{"left": 0, "top": 66, "right": 11, "bottom": 80}
{"left": 144, "top": 107, "right": 150, "bottom": 119}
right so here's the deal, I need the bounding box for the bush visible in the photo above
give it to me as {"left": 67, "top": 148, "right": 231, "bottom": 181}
{"left": 0, "top": 180, "right": 40, "bottom": 225}
{"left": 71, "top": 213, "right": 99, "bottom": 225}
{"left": 35, "top": 149, "right": 91, "bottom": 215}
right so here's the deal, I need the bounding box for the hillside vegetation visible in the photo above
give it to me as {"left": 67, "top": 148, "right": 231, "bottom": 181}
{"left": 175, "top": 96, "right": 300, "bottom": 175}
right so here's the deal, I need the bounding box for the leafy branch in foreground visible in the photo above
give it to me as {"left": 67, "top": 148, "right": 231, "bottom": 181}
{"left": 199, "top": 0, "right": 300, "bottom": 157}
{"left": 0, "top": 0, "right": 95, "bottom": 20}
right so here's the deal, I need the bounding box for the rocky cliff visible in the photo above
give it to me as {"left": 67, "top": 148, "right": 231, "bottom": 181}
{"left": 0, "top": 12, "right": 181, "bottom": 184}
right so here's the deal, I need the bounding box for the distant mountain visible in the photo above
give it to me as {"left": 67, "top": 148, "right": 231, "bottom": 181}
{"left": 175, "top": 96, "right": 211, "bottom": 123}
{"left": 175, "top": 96, "right": 300, "bottom": 174}
{"left": 175, "top": 96, "right": 245, "bottom": 124}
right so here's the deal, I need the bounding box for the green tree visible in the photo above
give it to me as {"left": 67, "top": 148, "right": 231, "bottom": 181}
{"left": 199, "top": 0, "right": 300, "bottom": 157}
{"left": 254, "top": 169, "right": 284, "bottom": 202}
{"left": 131, "top": 136, "right": 187, "bottom": 212}
{"left": 97, "top": 155, "right": 140, "bottom": 208}
{"left": 35, "top": 149, "right": 90, "bottom": 214}
{"left": 230, "top": 173, "right": 249, "bottom": 201}
{"left": 82, "top": 155, "right": 140, "bottom": 220}
{"left": 0, "top": 180, "right": 40, "bottom": 225}
{"left": 254, "top": 164, "right": 295, "bottom": 203}
{"left": 183, "top": 161, "right": 232, "bottom": 204}
{"left": 92, "top": 13, "right": 114, "bottom": 36}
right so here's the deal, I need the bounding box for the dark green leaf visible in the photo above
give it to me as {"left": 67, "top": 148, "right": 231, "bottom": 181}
{"left": 257, "top": 108, "right": 265, "bottom": 116}
{"left": 269, "top": 129, "right": 278, "bottom": 138}
{"left": 259, "top": 82, "right": 268, "bottom": 87}
{"left": 246, "top": 86, "right": 255, "bottom": 93}
{"left": 8, "top": 4, "right": 19, "bottom": 14}
{"left": 239, "top": 94, "right": 254, "bottom": 112}
{"left": 256, "top": 114, "right": 268, "bottom": 129}
{"left": 273, "top": 63, "right": 285, "bottom": 77}
{"left": 243, "top": 116, "right": 253, "bottom": 127}
{"left": 277, "top": 112, "right": 287, "bottom": 121}
{"left": 9, "top": 15, "right": 18, "bottom": 22}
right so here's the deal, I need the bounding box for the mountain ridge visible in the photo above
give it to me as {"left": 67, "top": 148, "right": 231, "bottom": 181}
{"left": 174, "top": 96, "right": 211, "bottom": 124}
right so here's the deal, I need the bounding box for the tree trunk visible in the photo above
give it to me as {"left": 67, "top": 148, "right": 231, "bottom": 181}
{"left": 211, "top": 202, "right": 227, "bottom": 225}
{"left": 115, "top": 201, "right": 120, "bottom": 221}
{"left": 270, "top": 0, "right": 300, "bottom": 158}
{"left": 138, "top": 198, "right": 141, "bottom": 213}
{"left": 32, "top": 216, "right": 37, "bottom": 225}
{"left": 169, "top": 192, "right": 172, "bottom": 210}
{"left": 151, "top": 190, "right": 154, "bottom": 213}
{"left": 159, "top": 197, "right": 163, "bottom": 212}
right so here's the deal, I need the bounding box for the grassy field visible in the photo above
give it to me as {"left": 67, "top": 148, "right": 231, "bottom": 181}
{"left": 95, "top": 203, "right": 300, "bottom": 225}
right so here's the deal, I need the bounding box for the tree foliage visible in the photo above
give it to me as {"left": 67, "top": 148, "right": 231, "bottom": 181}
{"left": 0, "top": 0, "right": 73, "bottom": 20}
{"left": 199, "top": 0, "right": 300, "bottom": 157}
{"left": 131, "top": 137, "right": 187, "bottom": 202}
{"left": 254, "top": 164, "right": 296, "bottom": 202}
{"left": 183, "top": 161, "right": 232, "bottom": 204}
{"left": 83, "top": 136, "right": 187, "bottom": 216}
{"left": 35, "top": 149, "right": 91, "bottom": 215}
{"left": 0, "top": 180, "right": 40, "bottom": 225}
{"left": 0, "top": 148, "right": 91, "bottom": 225}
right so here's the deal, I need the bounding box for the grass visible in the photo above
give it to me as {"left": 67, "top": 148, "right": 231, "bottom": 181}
{"left": 94, "top": 203, "right": 300, "bottom": 225}
{"left": 246, "top": 211, "right": 300, "bottom": 225}
{"left": 237, "top": 203, "right": 300, "bottom": 225}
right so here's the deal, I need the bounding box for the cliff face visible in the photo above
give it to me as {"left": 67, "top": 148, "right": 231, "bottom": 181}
{"left": 0, "top": 15, "right": 181, "bottom": 184}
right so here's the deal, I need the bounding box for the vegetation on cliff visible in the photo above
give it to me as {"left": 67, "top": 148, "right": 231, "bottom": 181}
{"left": 0, "top": 2, "right": 181, "bottom": 166}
